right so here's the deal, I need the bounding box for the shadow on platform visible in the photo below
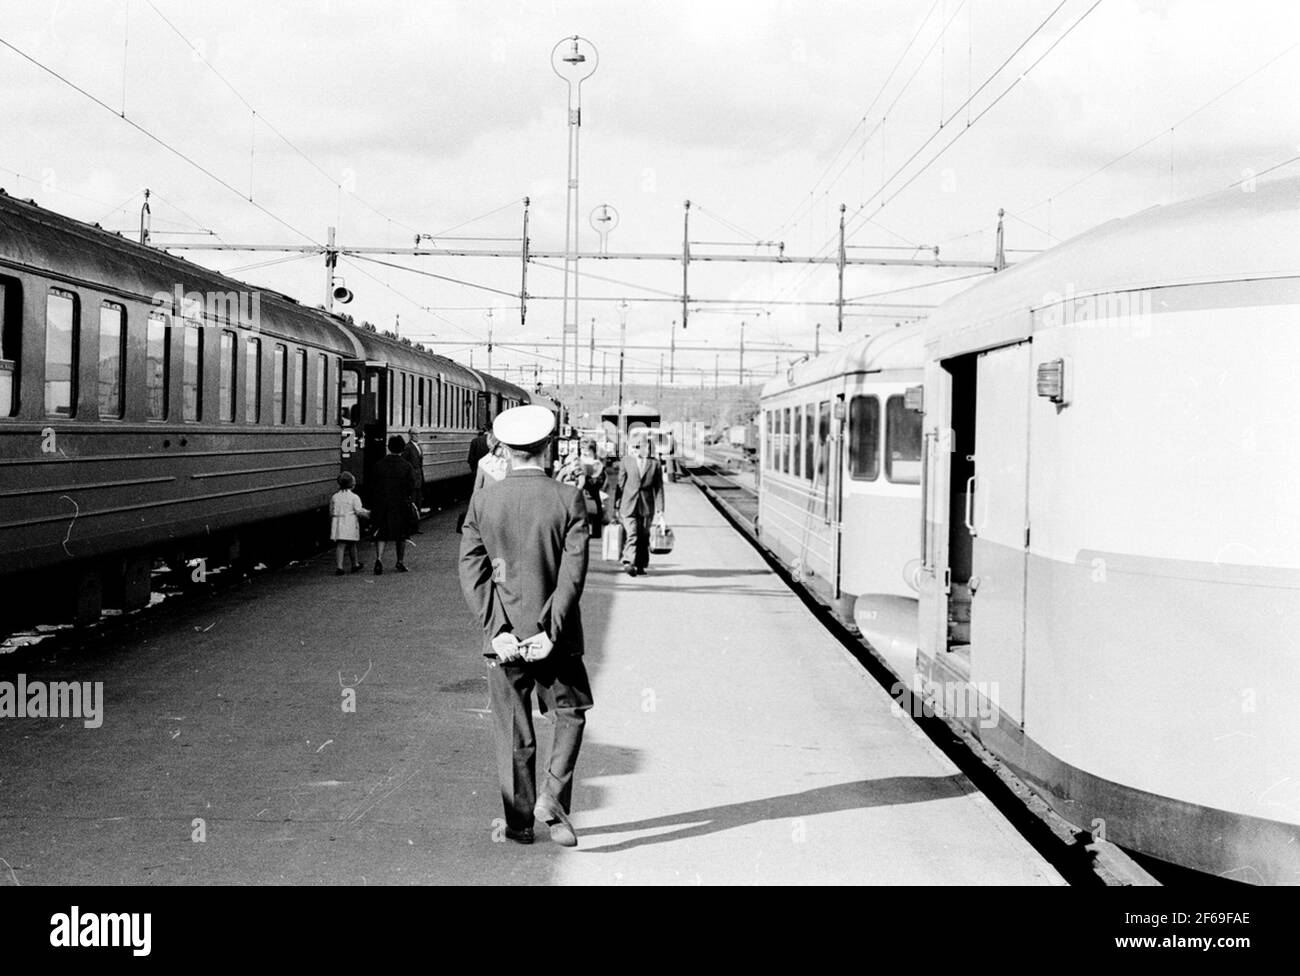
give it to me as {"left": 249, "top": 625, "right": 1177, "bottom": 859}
{"left": 576, "top": 774, "right": 975, "bottom": 853}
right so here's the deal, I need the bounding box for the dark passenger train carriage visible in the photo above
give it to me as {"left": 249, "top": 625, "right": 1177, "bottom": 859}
{"left": 0, "top": 191, "right": 529, "bottom": 623}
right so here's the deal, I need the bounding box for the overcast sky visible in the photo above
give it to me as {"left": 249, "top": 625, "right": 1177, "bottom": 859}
{"left": 3, "top": 0, "right": 1298, "bottom": 388}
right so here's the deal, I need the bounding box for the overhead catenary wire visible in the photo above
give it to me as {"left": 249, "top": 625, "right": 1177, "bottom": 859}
{"left": 142, "top": 0, "right": 423, "bottom": 237}
{"left": 0, "top": 33, "right": 321, "bottom": 245}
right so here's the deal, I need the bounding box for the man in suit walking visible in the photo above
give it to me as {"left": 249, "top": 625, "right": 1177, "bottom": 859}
{"left": 458, "top": 405, "right": 593, "bottom": 847}
{"left": 614, "top": 430, "right": 665, "bottom": 577}
{"left": 402, "top": 428, "right": 424, "bottom": 533}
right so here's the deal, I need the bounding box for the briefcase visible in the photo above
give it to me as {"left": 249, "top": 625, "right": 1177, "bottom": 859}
{"left": 602, "top": 522, "right": 625, "bottom": 561}
{"left": 650, "top": 524, "right": 675, "bottom": 554}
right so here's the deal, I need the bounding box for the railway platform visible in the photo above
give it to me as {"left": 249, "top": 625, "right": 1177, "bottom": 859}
{"left": 0, "top": 481, "right": 1063, "bottom": 885}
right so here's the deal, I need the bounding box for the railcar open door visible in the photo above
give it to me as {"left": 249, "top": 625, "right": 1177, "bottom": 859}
{"left": 967, "top": 341, "right": 1031, "bottom": 727}
{"left": 360, "top": 365, "right": 388, "bottom": 499}
{"left": 339, "top": 360, "right": 367, "bottom": 487}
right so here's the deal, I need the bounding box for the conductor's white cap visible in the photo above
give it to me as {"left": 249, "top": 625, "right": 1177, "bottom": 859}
{"left": 493, "top": 404, "right": 555, "bottom": 448}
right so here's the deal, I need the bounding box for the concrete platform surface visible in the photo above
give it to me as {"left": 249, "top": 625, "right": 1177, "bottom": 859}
{"left": 0, "top": 482, "right": 1064, "bottom": 885}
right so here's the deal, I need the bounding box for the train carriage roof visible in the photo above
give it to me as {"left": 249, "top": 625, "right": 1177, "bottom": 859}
{"left": 761, "top": 323, "right": 923, "bottom": 398}
{"left": 469, "top": 366, "right": 530, "bottom": 402}
{"left": 0, "top": 190, "right": 355, "bottom": 354}
{"left": 340, "top": 321, "right": 481, "bottom": 386}
{"left": 925, "top": 176, "right": 1300, "bottom": 357}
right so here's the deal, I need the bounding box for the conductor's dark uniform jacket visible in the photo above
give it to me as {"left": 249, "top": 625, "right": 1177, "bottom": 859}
{"left": 459, "top": 468, "right": 589, "bottom": 656}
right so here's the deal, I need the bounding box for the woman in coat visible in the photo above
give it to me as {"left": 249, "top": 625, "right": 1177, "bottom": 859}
{"left": 370, "top": 435, "right": 417, "bottom": 574}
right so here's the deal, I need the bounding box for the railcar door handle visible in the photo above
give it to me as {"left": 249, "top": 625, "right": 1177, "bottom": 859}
{"left": 964, "top": 475, "right": 978, "bottom": 536}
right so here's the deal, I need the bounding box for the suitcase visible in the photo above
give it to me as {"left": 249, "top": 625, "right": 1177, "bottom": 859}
{"left": 650, "top": 524, "right": 675, "bottom": 554}
{"left": 602, "top": 523, "right": 625, "bottom": 561}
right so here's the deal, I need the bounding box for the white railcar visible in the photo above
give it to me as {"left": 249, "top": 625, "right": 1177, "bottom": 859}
{"left": 758, "top": 326, "right": 924, "bottom": 674}
{"left": 916, "top": 177, "right": 1300, "bottom": 883}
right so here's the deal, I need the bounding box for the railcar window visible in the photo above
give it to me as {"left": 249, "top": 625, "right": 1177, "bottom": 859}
{"left": 418, "top": 378, "right": 426, "bottom": 427}
{"left": 780, "top": 405, "right": 790, "bottom": 475}
{"left": 218, "top": 331, "right": 236, "bottom": 422}
{"left": 793, "top": 407, "right": 803, "bottom": 478}
{"left": 44, "top": 289, "right": 78, "bottom": 417}
{"left": 182, "top": 320, "right": 202, "bottom": 421}
{"left": 335, "top": 358, "right": 344, "bottom": 425}
{"left": 98, "top": 302, "right": 125, "bottom": 419}
{"left": 315, "top": 354, "right": 327, "bottom": 425}
{"left": 295, "top": 349, "right": 307, "bottom": 424}
{"left": 849, "top": 395, "right": 880, "bottom": 480}
{"left": 273, "top": 343, "right": 287, "bottom": 424}
{"left": 246, "top": 337, "right": 262, "bottom": 423}
{"left": 146, "top": 312, "right": 170, "bottom": 420}
{"left": 804, "top": 405, "right": 814, "bottom": 480}
{"left": 886, "top": 395, "right": 923, "bottom": 484}
{"left": 816, "top": 400, "right": 830, "bottom": 485}
{"left": 0, "top": 278, "right": 18, "bottom": 417}
{"left": 341, "top": 364, "right": 358, "bottom": 426}
{"left": 401, "top": 373, "right": 409, "bottom": 427}
{"left": 764, "top": 411, "right": 772, "bottom": 470}
{"left": 388, "top": 369, "right": 395, "bottom": 426}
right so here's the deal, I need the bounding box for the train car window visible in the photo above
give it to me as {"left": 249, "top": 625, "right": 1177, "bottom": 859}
{"left": 792, "top": 407, "right": 803, "bottom": 478}
{"left": 387, "top": 369, "right": 395, "bottom": 426}
{"left": 316, "top": 353, "right": 327, "bottom": 425}
{"left": 0, "top": 278, "right": 19, "bottom": 417}
{"left": 335, "top": 358, "right": 344, "bottom": 425}
{"left": 816, "top": 400, "right": 830, "bottom": 485}
{"left": 764, "top": 410, "right": 772, "bottom": 470}
{"left": 418, "top": 378, "right": 426, "bottom": 427}
{"left": 295, "top": 349, "right": 307, "bottom": 424}
{"left": 402, "top": 373, "right": 409, "bottom": 427}
{"left": 181, "top": 320, "right": 202, "bottom": 421}
{"left": 98, "top": 302, "right": 126, "bottom": 419}
{"left": 783, "top": 407, "right": 792, "bottom": 473}
{"left": 218, "top": 330, "right": 236, "bottom": 422}
{"left": 341, "top": 365, "right": 358, "bottom": 425}
{"left": 849, "top": 395, "right": 880, "bottom": 480}
{"left": 44, "top": 289, "right": 79, "bottom": 417}
{"left": 272, "top": 343, "right": 287, "bottom": 424}
{"left": 804, "top": 405, "right": 815, "bottom": 480}
{"left": 145, "top": 312, "right": 170, "bottom": 420}
{"left": 246, "top": 337, "right": 262, "bottom": 423}
{"left": 885, "top": 394, "right": 923, "bottom": 484}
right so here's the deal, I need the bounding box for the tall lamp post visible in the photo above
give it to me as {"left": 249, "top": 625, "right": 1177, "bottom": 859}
{"left": 552, "top": 35, "right": 598, "bottom": 433}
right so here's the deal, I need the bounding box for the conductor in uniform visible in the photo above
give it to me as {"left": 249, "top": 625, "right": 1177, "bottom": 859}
{"left": 458, "top": 405, "right": 593, "bottom": 847}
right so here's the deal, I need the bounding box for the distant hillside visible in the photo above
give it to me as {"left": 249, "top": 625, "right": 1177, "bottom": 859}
{"left": 539, "top": 382, "right": 762, "bottom": 428}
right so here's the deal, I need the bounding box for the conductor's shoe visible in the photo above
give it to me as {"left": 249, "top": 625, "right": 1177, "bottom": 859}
{"left": 533, "top": 795, "right": 578, "bottom": 847}
{"left": 504, "top": 826, "right": 534, "bottom": 845}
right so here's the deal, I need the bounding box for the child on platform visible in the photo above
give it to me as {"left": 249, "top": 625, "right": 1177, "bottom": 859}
{"left": 330, "top": 471, "right": 369, "bottom": 575}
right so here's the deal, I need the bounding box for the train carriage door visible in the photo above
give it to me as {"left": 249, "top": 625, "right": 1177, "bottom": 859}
{"left": 967, "top": 341, "right": 1031, "bottom": 727}
{"left": 361, "top": 366, "right": 387, "bottom": 499}
{"left": 339, "top": 361, "right": 366, "bottom": 487}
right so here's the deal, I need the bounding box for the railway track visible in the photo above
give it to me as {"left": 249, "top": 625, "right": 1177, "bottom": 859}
{"left": 678, "top": 456, "right": 1180, "bottom": 888}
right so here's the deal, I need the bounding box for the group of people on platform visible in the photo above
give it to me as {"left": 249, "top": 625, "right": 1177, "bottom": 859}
{"left": 329, "top": 428, "right": 425, "bottom": 576}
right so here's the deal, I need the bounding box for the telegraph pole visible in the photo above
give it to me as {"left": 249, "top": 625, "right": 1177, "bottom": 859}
{"left": 669, "top": 319, "right": 676, "bottom": 382}
{"left": 739, "top": 320, "right": 745, "bottom": 386}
